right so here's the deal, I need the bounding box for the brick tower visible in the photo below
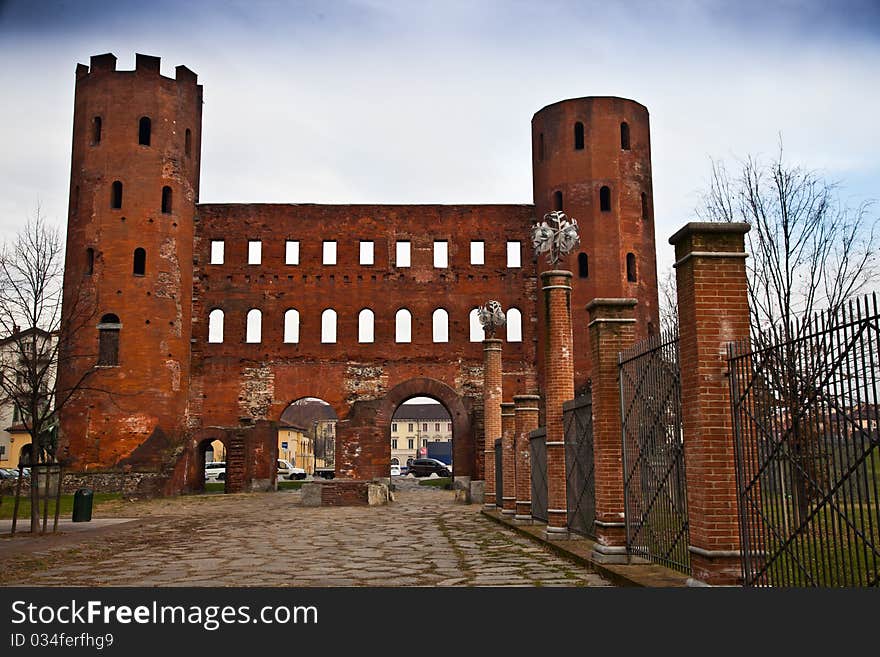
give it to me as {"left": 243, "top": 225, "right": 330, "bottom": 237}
{"left": 58, "top": 53, "right": 202, "bottom": 470}
{"left": 531, "top": 97, "right": 659, "bottom": 393}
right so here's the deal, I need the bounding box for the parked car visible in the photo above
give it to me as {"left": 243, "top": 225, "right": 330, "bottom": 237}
{"left": 205, "top": 461, "right": 226, "bottom": 482}
{"left": 390, "top": 464, "right": 401, "bottom": 476}
{"left": 0, "top": 468, "right": 16, "bottom": 480}
{"left": 278, "top": 459, "right": 307, "bottom": 480}
{"left": 408, "top": 458, "right": 451, "bottom": 478}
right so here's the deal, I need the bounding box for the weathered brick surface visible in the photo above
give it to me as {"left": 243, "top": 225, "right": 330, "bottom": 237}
{"left": 513, "top": 394, "right": 540, "bottom": 518}
{"left": 670, "top": 222, "right": 750, "bottom": 585}
{"left": 500, "top": 402, "right": 516, "bottom": 514}
{"left": 482, "top": 340, "right": 503, "bottom": 505}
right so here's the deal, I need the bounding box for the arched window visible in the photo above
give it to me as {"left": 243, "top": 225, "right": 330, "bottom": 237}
{"left": 86, "top": 248, "right": 94, "bottom": 276}
{"left": 641, "top": 192, "right": 649, "bottom": 221}
{"left": 358, "top": 309, "right": 374, "bottom": 343}
{"left": 97, "top": 313, "right": 121, "bottom": 366}
{"left": 620, "top": 122, "right": 630, "bottom": 150}
{"left": 538, "top": 133, "right": 544, "bottom": 161}
{"left": 395, "top": 309, "right": 412, "bottom": 343}
{"left": 432, "top": 308, "right": 449, "bottom": 343}
{"left": 321, "top": 309, "right": 337, "bottom": 344}
{"left": 161, "top": 186, "right": 172, "bottom": 214}
{"left": 553, "top": 190, "right": 563, "bottom": 211}
{"left": 185, "top": 128, "right": 192, "bottom": 156}
{"left": 246, "top": 309, "right": 262, "bottom": 343}
{"left": 578, "top": 252, "right": 588, "bottom": 279}
{"left": 600, "top": 186, "right": 611, "bottom": 212}
{"left": 133, "top": 248, "right": 146, "bottom": 276}
{"left": 626, "top": 253, "right": 637, "bottom": 282}
{"left": 284, "top": 309, "right": 300, "bottom": 344}
{"left": 208, "top": 309, "right": 224, "bottom": 343}
{"left": 469, "top": 309, "right": 485, "bottom": 342}
{"left": 139, "top": 116, "right": 151, "bottom": 146}
{"left": 92, "top": 117, "right": 102, "bottom": 145}
{"left": 574, "top": 122, "right": 584, "bottom": 150}
{"left": 111, "top": 181, "right": 123, "bottom": 209}
{"left": 506, "top": 308, "right": 522, "bottom": 342}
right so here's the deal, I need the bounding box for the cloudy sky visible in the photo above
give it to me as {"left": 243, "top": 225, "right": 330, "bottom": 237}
{"left": 1, "top": 0, "right": 878, "bottom": 274}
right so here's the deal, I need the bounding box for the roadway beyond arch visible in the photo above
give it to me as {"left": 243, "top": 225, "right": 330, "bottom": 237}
{"left": 336, "top": 377, "right": 474, "bottom": 481}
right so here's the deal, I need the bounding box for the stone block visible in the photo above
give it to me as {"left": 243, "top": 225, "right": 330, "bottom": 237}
{"left": 300, "top": 482, "right": 323, "bottom": 507}
{"left": 469, "top": 480, "right": 485, "bottom": 504}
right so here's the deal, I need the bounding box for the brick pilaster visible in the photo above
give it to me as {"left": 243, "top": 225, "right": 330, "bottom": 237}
{"left": 482, "top": 338, "right": 503, "bottom": 509}
{"left": 500, "top": 402, "right": 516, "bottom": 515}
{"left": 514, "top": 394, "right": 540, "bottom": 523}
{"left": 670, "top": 221, "right": 751, "bottom": 586}
{"left": 587, "top": 298, "right": 638, "bottom": 563}
{"left": 540, "top": 270, "right": 574, "bottom": 539}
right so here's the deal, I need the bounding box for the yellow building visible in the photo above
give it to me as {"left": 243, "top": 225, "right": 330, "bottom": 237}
{"left": 391, "top": 403, "right": 452, "bottom": 467}
{"left": 277, "top": 420, "right": 335, "bottom": 474}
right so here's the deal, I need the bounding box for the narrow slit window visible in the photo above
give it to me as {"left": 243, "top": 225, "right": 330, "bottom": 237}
{"left": 434, "top": 241, "right": 448, "bottom": 268}
{"left": 358, "top": 309, "right": 375, "bottom": 343}
{"left": 578, "top": 252, "right": 589, "bottom": 278}
{"left": 396, "top": 241, "right": 411, "bottom": 268}
{"left": 395, "top": 309, "right": 412, "bottom": 343}
{"left": 574, "top": 122, "right": 584, "bottom": 150}
{"left": 554, "top": 190, "right": 563, "bottom": 211}
{"left": 626, "top": 253, "right": 637, "bottom": 282}
{"left": 432, "top": 308, "right": 449, "bottom": 343}
{"left": 506, "top": 308, "right": 522, "bottom": 342}
{"left": 600, "top": 186, "right": 611, "bottom": 212}
{"left": 133, "top": 248, "right": 146, "bottom": 276}
{"left": 210, "top": 240, "right": 224, "bottom": 265}
{"left": 97, "top": 313, "right": 121, "bottom": 366}
{"left": 323, "top": 241, "right": 337, "bottom": 265}
{"left": 321, "top": 309, "right": 337, "bottom": 343}
{"left": 246, "top": 309, "right": 262, "bottom": 343}
{"left": 641, "top": 192, "right": 649, "bottom": 221}
{"left": 248, "top": 240, "right": 262, "bottom": 265}
{"left": 138, "top": 116, "right": 151, "bottom": 146}
{"left": 469, "top": 308, "right": 485, "bottom": 342}
{"left": 359, "top": 241, "right": 374, "bottom": 266}
{"left": 470, "top": 241, "right": 484, "bottom": 265}
{"left": 161, "top": 186, "right": 172, "bottom": 214}
{"left": 111, "top": 181, "right": 123, "bottom": 209}
{"left": 208, "top": 309, "right": 224, "bottom": 343}
{"left": 285, "top": 240, "right": 299, "bottom": 265}
{"left": 284, "top": 309, "right": 300, "bottom": 344}
{"left": 92, "top": 117, "right": 102, "bottom": 145}
{"left": 185, "top": 128, "right": 192, "bottom": 156}
{"left": 86, "top": 248, "right": 94, "bottom": 276}
{"left": 621, "top": 122, "right": 630, "bottom": 150}
{"left": 507, "top": 241, "right": 521, "bottom": 268}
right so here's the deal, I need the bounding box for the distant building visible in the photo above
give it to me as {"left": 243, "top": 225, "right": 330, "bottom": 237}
{"left": 391, "top": 404, "right": 452, "bottom": 466}
{"left": 279, "top": 399, "right": 336, "bottom": 473}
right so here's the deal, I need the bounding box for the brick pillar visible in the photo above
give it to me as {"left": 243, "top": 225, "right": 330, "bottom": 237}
{"left": 514, "top": 394, "right": 540, "bottom": 523}
{"left": 670, "top": 222, "right": 751, "bottom": 586}
{"left": 541, "top": 270, "right": 574, "bottom": 539}
{"left": 482, "top": 338, "right": 503, "bottom": 509}
{"left": 586, "top": 298, "right": 638, "bottom": 563}
{"left": 500, "top": 402, "right": 516, "bottom": 515}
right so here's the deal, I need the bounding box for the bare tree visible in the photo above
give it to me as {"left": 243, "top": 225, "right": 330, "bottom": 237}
{"left": 697, "top": 144, "right": 878, "bottom": 521}
{"left": 0, "top": 208, "right": 98, "bottom": 532}
{"left": 658, "top": 267, "right": 678, "bottom": 335}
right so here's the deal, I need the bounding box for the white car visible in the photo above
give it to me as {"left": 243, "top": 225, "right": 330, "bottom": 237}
{"left": 278, "top": 459, "right": 307, "bottom": 480}
{"left": 390, "top": 464, "right": 401, "bottom": 476}
{"left": 205, "top": 461, "right": 226, "bottom": 482}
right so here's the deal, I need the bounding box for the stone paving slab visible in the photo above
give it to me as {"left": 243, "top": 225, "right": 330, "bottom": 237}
{"left": 0, "top": 486, "right": 611, "bottom": 587}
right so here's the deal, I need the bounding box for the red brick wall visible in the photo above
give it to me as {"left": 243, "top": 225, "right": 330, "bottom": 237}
{"left": 500, "top": 402, "right": 516, "bottom": 513}
{"left": 514, "top": 394, "right": 540, "bottom": 518}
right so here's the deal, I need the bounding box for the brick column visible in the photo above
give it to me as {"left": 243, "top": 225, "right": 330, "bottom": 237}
{"left": 500, "top": 402, "right": 516, "bottom": 515}
{"left": 541, "top": 270, "right": 574, "bottom": 539}
{"left": 587, "top": 298, "right": 638, "bottom": 563}
{"left": 670, "top": 222, "right": 751, "bottom": 586}
{"left": 514, "top": 394, "right": 540, "bottom": 523}
{"left": 482, "top": 338, "right": 503, "bottom": 509}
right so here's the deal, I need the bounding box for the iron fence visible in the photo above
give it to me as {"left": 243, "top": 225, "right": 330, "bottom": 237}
{"left": 564, "top": 394, "right": 595, "bottom": 537}
{"left": 494, "top": 438, "right": 503, "bottom": 509}
{"left": 729, "top": 293, "right": 880, "bottom": 587}
{"left": 619, "top": 328, "right": 690, "bottom": 574}
{"left": 529, "top": 428, "right": 548, "bottom": 522}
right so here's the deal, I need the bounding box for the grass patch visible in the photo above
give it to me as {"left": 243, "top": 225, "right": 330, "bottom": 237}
{"left": 278, "top": 480, "right": 306, "bottom": 490}
{"left": 203, "top": 482, "right": 226, "bottom": 493}
{"left": 418, "top": 477, "right": 453, "bottom": 488}
{"left": 0, "top": 492, "right": 122, "bottom": 521}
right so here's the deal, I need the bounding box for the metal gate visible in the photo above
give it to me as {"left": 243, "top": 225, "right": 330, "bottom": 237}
{"left": 494, "top": 438, "right": 503, "bottom": 509}
{"left": 729, "top": 294, "right": 880, "bottom": 587}
{"left": 619, "top": 329, "right": 690, "bottom": 574}
{"left": 564, "top": 394, "right": 595, "bottom": 537}
{"left": 529, "top": 428, "right": 548, "bottom": 522}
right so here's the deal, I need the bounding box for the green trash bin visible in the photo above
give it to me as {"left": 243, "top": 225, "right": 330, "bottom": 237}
{"left": 72, "top": 488, "right": 93, "bottom": 522}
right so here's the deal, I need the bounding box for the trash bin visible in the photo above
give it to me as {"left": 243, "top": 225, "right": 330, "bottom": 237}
{"left": 72, "top": 488, "right": 93, "bottom": 522}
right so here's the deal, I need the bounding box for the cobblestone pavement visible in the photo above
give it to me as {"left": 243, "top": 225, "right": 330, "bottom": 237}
{"left": 0, "top": 482, "right": 610, "bottom": 587}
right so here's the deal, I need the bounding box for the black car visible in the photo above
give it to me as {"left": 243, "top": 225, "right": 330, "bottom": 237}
{"left": 408, "top": 458, "right": 451, "bottom": 478}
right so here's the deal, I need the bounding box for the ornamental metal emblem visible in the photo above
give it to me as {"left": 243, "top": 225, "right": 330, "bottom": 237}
{"left": 478, "top": 300, "right": 506, "bottom": 338}
{"left": 531, "top": 210, "right": 580, "bottom": 266}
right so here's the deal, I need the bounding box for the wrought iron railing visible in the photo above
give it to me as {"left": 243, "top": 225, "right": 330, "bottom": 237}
{"left": 529, "top": 428, "right": 548, "bottom": 522}
{"left": 729, "top": 293, "right": 880, "bottom": 587}
{"left": 564, "top": 395, "right": 595, "bottom": 537}
{"left": 619, "top": 328, "right": 690, "bottom": 574}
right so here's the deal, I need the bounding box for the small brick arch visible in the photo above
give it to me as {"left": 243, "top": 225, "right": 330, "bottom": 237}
{"left": 186, "top": 429, "right": 233, "bottom": 492}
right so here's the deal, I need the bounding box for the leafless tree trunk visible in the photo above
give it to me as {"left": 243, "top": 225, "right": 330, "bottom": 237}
{"left": 697, "top": 143, "right": 878, "bottom": 522}
{"left": 658, "top": 267, "right": 678, "bottom": 335}
{"left": 0, "top": 208, "right": 99, "bottom": 532}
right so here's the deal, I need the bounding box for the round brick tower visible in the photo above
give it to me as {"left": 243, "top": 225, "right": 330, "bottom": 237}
{"left": 532, "top": 97, "right": 659, "bottom": 393}
{"left": 59, "top": 53, "right": 202, "bottom": 470}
